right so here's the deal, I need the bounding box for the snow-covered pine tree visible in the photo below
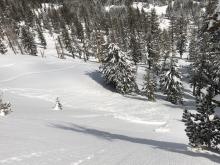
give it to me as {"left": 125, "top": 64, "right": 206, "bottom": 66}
{"left": 129, "top": 36, "right": 142, "bottom": 65}
{"left": 142, "top": 70, "right": 156, "bottom": 101}
{"left": 160, "top": 29, "right": 171, "bottom": 72}
{"left": 160, "top": 62, "right": 183, "bottom": 104}
{"left": 147, "top": 8, "right": 161, "bottom": 70}
{"left": 183, "top": 87, "right": 220, "bottom": 149}
{"left": 175, "top": 13, "right": 187, "bottom": 58}
{"left": 0, "top": 95, "right": 11, "bottom": 116}
{"left": 182, "top": 109, "right": 200, "bottom": 147}
{"left": 61, "top": 25, "right": 75, "bottom": 58}
{"left": 0, "top": 38, "right": 7, "bottom": 54}
{"left": 188, "top": 28, "right": 197, "bottom": 61}
{"left": 53, "top": 97, "right": 63, "bottom": 111}
{"left": 190, "top": 32, "right": 213, "bottom": 97}
{"left": 190, "top": 0, "right": 220, "bottom": 97}
{"left": 21, "top": 26, "right": 37, "bottom": 56}
{"left": 100, "top": 43, "right": 137, "bottom": 95}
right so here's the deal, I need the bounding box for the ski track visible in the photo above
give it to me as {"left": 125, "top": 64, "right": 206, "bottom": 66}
{"left": 0, "top": 64, "right": 15, "bottom": 68}
{"left": 0, "top": 149, "right": 67, "bottom": 164}
{"left": 0, "top": 65, "right": 77, "bottom": 83}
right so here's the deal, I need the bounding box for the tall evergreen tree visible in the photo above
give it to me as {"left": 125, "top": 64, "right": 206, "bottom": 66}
{"left": 188, "top": 28, "right": 198, "bottom": 61}
{"left": 175, "top": 14, "right": 187, "bottom": 58}
{"left": 20, "top": 26, "right": 37, "bottom": 56}
{"left": 142, "top": 70, "right": 156, "bottom": 101}
{"left": 147, "top": 8, "right": 161, "bottom": 70}
{"left": 129, "top": 36, "right": 142, "bottom": 65}
{"left": 61, "top": 25, "right": 75, "bottom": 58}
{"left": 160, "top": 62, "right": 183, "bottom": 104}
{"left": 100, "top": 43, "right": 137, "bottom": 94}
{"left": 183, "top": 87, "right": 220, "bottom": 149}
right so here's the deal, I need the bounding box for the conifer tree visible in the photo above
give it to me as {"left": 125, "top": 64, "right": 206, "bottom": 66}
{"left": 100, "top": 43, "right": 137, "bottom": 94}
{"left": 160, "top": 29, "right": 171, "bottom": 72}
{"left": 0, "top": 38, "right": 7, "bottom": 54}
{"left": 175, "top": 14, "right": 187, "bottom": 58}
{"left": 191, "top": 32, "right": 211, "bottom": 97}
{"left": 129, "top": 36, "right": 142, "bottom": 65}
{"left": 142, "top": 70, "right": 156, "bottom": 101}
{"left": 61, "top": 25, "right": 75, "bottom": 58}
{"left": 183, "top": 87, "right": 220, "bottom": 149}
{"left": 160, "top": 62, "right": 183, "bottom": 104}
{"left": 53, "top": 97, "right": 63, "bottom": 111}
{"left": 188, "top": 29, "right": 197, "bottom": 61}
{"left": 147, "top": 8, "right": 161, "bottom": 70}
{"left": 182, "top": 109, "right": 199, "bottom": 147}
{"left": 20, "top": 26, "right": 37, "bottom": 56}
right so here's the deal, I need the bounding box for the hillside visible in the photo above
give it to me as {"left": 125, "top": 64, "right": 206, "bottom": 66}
{"left": 0, "top": 54, "right": 219, "bottom": 164}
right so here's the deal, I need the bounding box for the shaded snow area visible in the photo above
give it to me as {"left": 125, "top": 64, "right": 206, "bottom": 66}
{"left": 0, "top": 55, "right": 219, "bottom": 165}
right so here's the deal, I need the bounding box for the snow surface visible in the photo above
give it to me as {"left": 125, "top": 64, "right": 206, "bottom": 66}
{"left": 0, "top": 55, "right": 219, "bottom": 164}
{"left": 214, "top": 95, "right": 220, "bottom": 102}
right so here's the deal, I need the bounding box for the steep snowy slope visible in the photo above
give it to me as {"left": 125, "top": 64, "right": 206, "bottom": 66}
{"left": 0, "top": 55, "right": 219, "bottom": 165}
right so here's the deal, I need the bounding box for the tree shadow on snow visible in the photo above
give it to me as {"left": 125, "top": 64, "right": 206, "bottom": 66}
{"left": 124, "top": 94, "right": 148, "bottom": 101}
{"left": 49, "top": 123, "right": 220, "bottom": 164}
{"left": 85, "top": 70, "right": 116, "bottom": 93}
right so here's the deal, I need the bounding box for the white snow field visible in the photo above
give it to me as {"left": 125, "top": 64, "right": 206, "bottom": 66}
{"left": 0, "top": 55, "right": 219, "bottom": 165}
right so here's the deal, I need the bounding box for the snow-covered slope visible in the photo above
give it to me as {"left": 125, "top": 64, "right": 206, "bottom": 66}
{"left": 0, "top": 55, "right": 219, "bottom": 164}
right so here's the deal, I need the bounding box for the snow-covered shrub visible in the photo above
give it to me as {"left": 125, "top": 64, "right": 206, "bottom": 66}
{"left": 53, "top": 97, "right": 63, "bottom": 111}
{"left": 100, "top": 43, "right": 137, "bottom": 94}
{"left": 183, "top": 87, "right": 220, "bottom": 150}
{"left": 0, "top": 96, "right": 11, "bottom": 116}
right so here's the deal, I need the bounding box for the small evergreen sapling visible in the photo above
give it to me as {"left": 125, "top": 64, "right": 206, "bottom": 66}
{"left": 0, "top": 95, "right": 11, "bottom": 116}
{"left": 53, "top": 97, "right": 63, "bottom": 111}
